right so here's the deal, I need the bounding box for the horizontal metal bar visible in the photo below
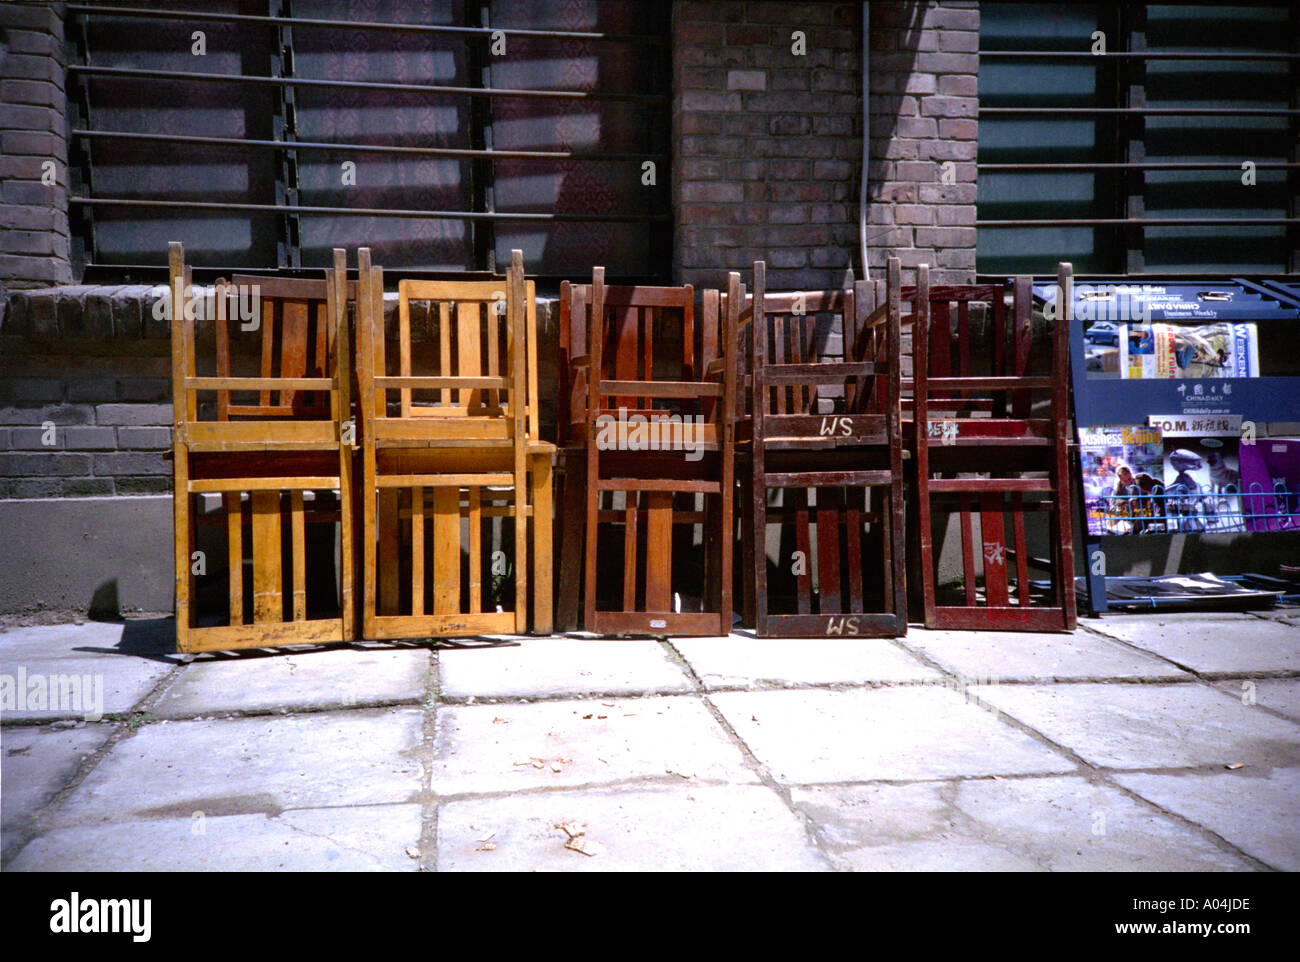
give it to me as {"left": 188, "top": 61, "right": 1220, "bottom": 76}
{"left": 981, "top": 106, "right": 1300, "bottom": 116}
{"left": 979, "top": 162, "right": 1300, "bottom": 171}
{"left": 981, "top": 50, "right": 1299, "bottom": 61}
{"left": 71, "top": 129, "right": 665, "bottom": 162}
{"left": 978, "top": 218, "right": 1300, "bottom": 227}
{"left": 71, "top": 197, "right": 668, "bottom": 223}
{"left": 68, "top": 64, "right": 665, "bottom": 103}
{"left": 66, "top": 4, "right": 666, "bottom": 44}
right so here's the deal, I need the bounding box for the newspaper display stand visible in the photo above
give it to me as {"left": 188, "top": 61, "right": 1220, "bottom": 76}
{"left": 1050, "top": 270, "right": 1300, "bottom": 614}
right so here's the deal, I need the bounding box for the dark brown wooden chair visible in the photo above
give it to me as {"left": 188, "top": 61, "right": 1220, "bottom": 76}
{"left": 555, "top": 270, "right": 736, "bottom": 635}
{"left": 170, "top": 243, "right": 355, "bottom": 652}
{"left": 736, "top": 260, "right": 905, "bottom": 637}
{"left": 902, "top": 260, "right": 1077, "bottom": 631}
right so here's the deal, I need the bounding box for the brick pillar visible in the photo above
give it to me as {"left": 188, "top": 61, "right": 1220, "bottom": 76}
{"left": 866, "top": 2, "right": 979, "bottom": 285}
{"left": 673, "top": 2, "right": 862, "bottom": 290}
{"left": 0, "top": 1, "right": 72, "bottom": 289}
{"left": 672, "top": 1, "right": 979, "bottom": 290}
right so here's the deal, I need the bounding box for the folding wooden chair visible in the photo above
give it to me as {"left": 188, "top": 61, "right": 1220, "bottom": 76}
{"left": 737, "top": 260, "right": 906, "bottom": 637}
{"left": 355, "top": 248, "right": 553, "bottom": 640}
{"left": 169, "top": 242, "right": 355, "bottom": 652}
{"left": 903, "top": 258, "right": 1077, "bottom": 631}
{"left": 555, "top": 271, "right": 735, "bottom": 635}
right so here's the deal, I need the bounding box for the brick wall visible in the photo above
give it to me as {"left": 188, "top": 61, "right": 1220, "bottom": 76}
{"left": 0, "top": 1, "right": 72, "bottom": 290}
{"left": 673, "top": 0, "right": 978, "bottom": 289}
{"left": 0, "top": 286, "right": 173, "bottom": 498}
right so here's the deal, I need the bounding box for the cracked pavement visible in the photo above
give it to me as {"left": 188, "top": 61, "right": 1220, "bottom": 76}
{"left": 1, "top": 611, "right": 1297, "bottom": 871}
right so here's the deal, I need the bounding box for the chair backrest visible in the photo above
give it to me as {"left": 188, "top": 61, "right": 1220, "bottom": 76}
{"left": 746, "top": 260, "right": 893, "bottom": 425}
{"left": 169, "top": 243, "right": 349, "bottom": 434}
{"left": 563, "top": 277, "right": 723, "bottom": 433}
{"left": 357, "top": 248, "right": 538, "bottom": 445}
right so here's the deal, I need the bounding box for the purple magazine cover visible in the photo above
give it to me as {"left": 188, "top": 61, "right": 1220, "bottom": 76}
{"left": 1241, "top": 439, "right": 1300, "bottom": 531}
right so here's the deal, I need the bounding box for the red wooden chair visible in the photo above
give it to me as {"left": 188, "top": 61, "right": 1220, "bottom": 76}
{"left": 555, "top": 270, "right": 736, "bottom": 635}
{"left": 903, "top": 260, "right": 1077, "bottom": 630}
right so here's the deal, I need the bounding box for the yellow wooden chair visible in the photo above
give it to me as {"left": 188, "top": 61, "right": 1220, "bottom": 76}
{"left": 355, "top": 248, "right": 554, "bottom": 639}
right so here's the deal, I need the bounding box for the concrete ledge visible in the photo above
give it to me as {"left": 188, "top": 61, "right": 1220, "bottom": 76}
{"left": 0, "top": 494, "right": 172, "bottom": 616}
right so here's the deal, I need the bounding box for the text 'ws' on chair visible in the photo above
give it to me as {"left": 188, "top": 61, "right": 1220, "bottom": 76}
{"left": 555, "top": 270, "right": 736, "bottom": 636}
{"left": 355, "top": 248, "right": 554, "bottom": 640}
{"left": 169, "top": 242, "right": 356, "bottom": 653}
{"left": 736, "top": 260, "right": 906, "bottom": 637}
{"left": 904, "top": 259, "right": 1077, "bottom": 631}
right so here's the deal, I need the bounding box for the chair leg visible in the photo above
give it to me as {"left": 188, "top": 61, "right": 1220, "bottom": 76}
{"left": 555, "top": 451, "right": 585, "bottom": 631}
{"left": 173, "top": 453, "right": 192, "bottom": 652}
{"left": 531, "top": 452, "right": 553, "bottom": 634}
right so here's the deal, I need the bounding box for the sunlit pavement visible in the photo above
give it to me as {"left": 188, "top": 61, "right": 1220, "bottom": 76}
{"left": 2, "top": 611, "right": 1297, "bottom": 871}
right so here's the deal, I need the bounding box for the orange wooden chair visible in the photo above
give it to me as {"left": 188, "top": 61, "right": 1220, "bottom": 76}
{"left": 169, "top": 242, "right": 355, "bottom": 652}
{"left": 355, "top": 248, "right": 553, "bottom": 640}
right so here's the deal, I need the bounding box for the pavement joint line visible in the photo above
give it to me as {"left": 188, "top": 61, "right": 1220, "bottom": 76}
{"left": 658, "top": 638, "right": 846, "bottom": 873}
{"left": 1198, "top": 679, "right": 1300, "bottom": 727}
{"left": 420, "top": 646, "right": 440, "bottom": 873}
{"left": 891, "top": 628, "right": 1285, "bottom": 870}
{"left": 429, "top": 773, "right": 760, "bottom": 805}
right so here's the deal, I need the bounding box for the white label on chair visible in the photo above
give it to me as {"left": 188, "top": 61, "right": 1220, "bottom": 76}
{"left": 650, "top": 619, "right": 667, "bottom": 629}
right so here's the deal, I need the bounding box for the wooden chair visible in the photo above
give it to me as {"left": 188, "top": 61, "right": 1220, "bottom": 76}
{"left": 169, "top": 242, "right": 355, "bottom": 652}
{"left": 902, "top": 258, "right": 1077, "bottom": 631}
{"left": 736, "top": 260, "right": 905, "bottom": 637}
{"left": 555, "top": 271, "right": 736, "bottom": 635}
{"left": 355, "top": 248, "right": 553, "bottom": 640}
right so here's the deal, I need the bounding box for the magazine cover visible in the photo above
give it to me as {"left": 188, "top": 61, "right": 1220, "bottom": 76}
{"left": 1240, "top": 438, "right": 1300, "bottom": 531}
{"left": 1078, "top": 425, "right": 1164, "bottom": 535}
{"left": 1161, "top": 435, "right": 1245, "bottom": 532}
{"left": 1120, "top": 322, "right": 1258, "bottom": 379}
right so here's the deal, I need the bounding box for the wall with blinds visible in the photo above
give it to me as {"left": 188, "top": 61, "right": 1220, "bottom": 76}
{"left": 67, "top": 0, "right": 669, "bottom": 281}
{"left": 977, "top": 2, "right": 1298, "bottom": 277}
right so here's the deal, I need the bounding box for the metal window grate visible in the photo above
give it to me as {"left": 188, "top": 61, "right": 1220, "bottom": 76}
{"left": 66, "top": 1, "right": 671, "bottom": 283}
{"left": 976, "top": 2, "right": 1300, "bottom": 276}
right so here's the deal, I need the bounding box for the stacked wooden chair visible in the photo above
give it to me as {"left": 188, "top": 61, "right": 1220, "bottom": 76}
{"left": 901, "top": 258, "right": 1077, "bottom": 630}
{"left": 736, "top": 260, "right": 906, "bottom": 636}
{"left": 169, "top": 242, "right": 356, "bottom": 652}
{"left": 354, "top": 248, "right": 553, "bottom": 640}
{"left": 555, "top": 270, "right": 736, "bottom": 635}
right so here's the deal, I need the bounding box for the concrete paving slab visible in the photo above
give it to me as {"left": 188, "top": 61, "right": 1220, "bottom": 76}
{"left": 1, "top": 723, "right": 112, "bottom": 863}
{"left": 430, "top": 696, "right": 755, "bottom": 796}
{"left": 711, "top": 687, "right": 1076, "bottom": 784}
{"left": 1115, "top": 767, "right": 1300, "bottom": 871}
{"left": 438, "top": 637, "right": 694, "bottom": 700}
{"left": 0, "top": 619, "right": 177, "bottom": 663}
{"left": 9, "top": 803, "right": 422, "bottom": 871}
{"left": 0, "top": 620, "right": 178, "bottom": 722}
{"left": 1211, "top": 677, "right": 1300, "bottom": 723}
{"left": 1086, "top": 615, "right": 1300, "bottom": 675}
{"left": 153, "top": 647, "right": 431, "bottom": 718}
{"left": 974, "top": 683, "right": 1300, "bottom": 770}
{"left": 52, "top": 707, "right": 423, "bottom": 827}
{"left": 0, "top": 656, "right": 174, "bottom": 722}
{"left": 791, "top": 776, "right": 1252, "bottom": 871}
{"left": 671, "top": 636, "right": 940, "bottom": 690}
{"left": 901, "top": 627, "right": 1191, "bottom": 683}
{"left": 437, "top": 783, "right": 829, "bottom": 871}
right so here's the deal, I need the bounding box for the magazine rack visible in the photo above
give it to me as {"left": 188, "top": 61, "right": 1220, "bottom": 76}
{"left": 170, "top": 243, "right": 355, "bottom": 652}
{"left": 355, "top": 248, "right": 554, "bottom": 639}
{"left": 735, "top": 260, "right": 905, "bottom": 636}
{"left": 1055, "top": 268, "right": 1300, "bottom": 614}
{"left": 555, "top": 270, "right": 735, "bottom": 636}
{"left": 905, "top": 261, "right": 1077, "bottom": 631}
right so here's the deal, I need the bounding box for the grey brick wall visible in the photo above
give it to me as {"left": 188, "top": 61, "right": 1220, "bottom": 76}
{"left": 0, "top": 1, "right": 72, "bottom": 289}
{"left": 672, "top": 0, "right": 978, "bottom": 289}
